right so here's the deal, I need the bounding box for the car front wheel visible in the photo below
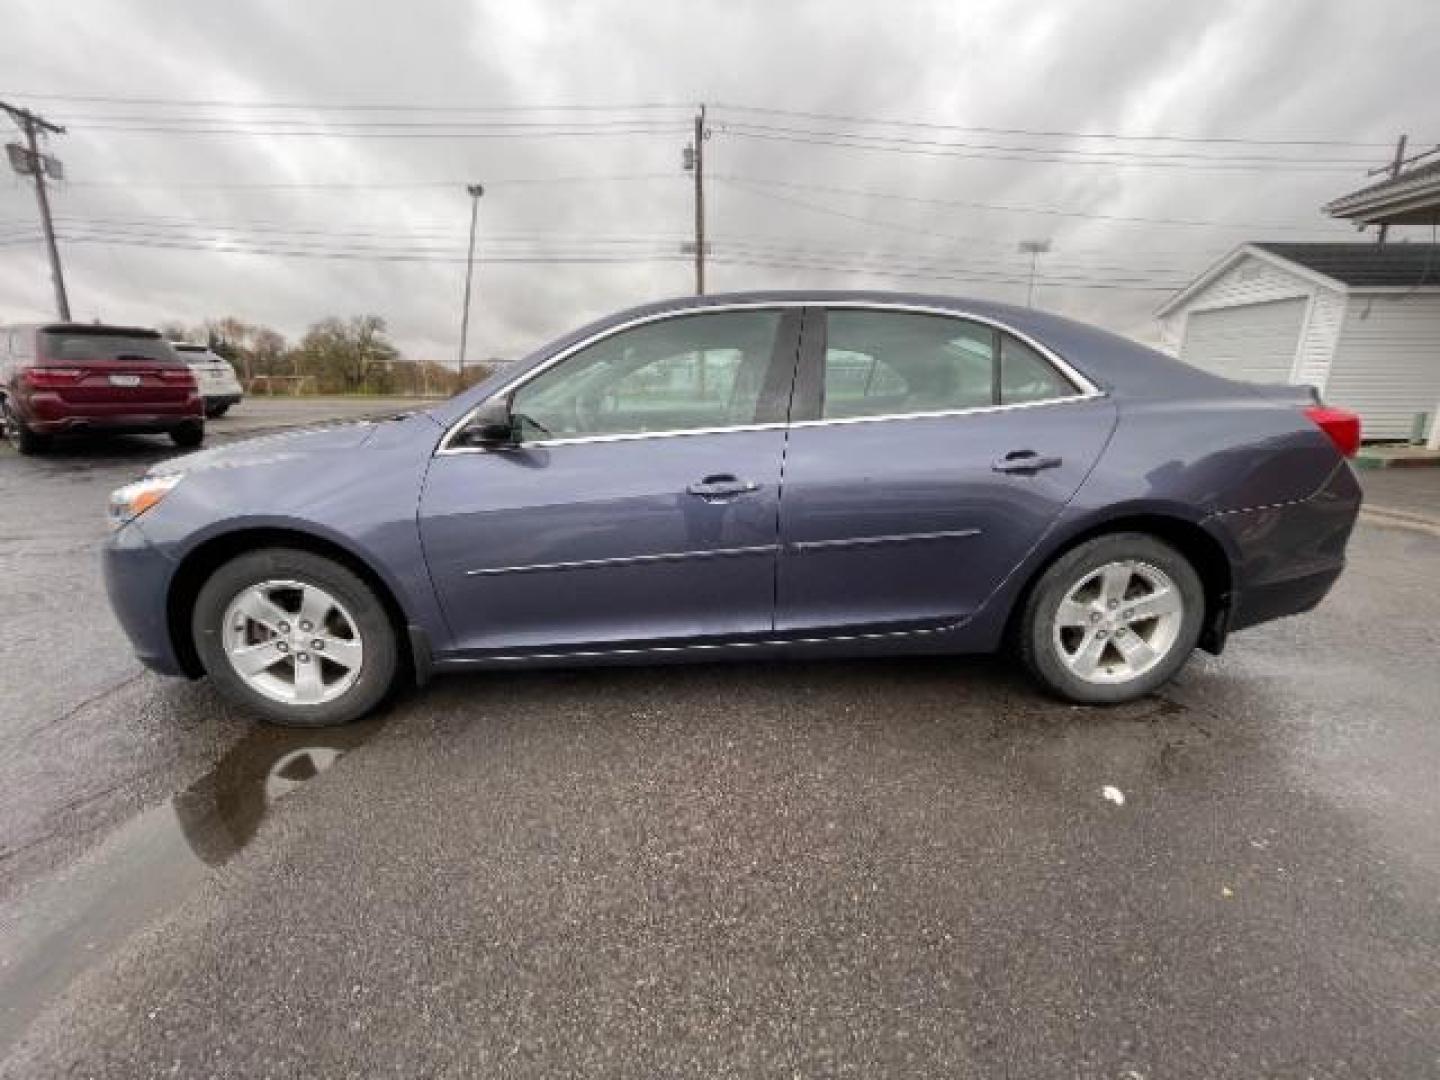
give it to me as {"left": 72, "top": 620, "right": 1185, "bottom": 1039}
{"left": 1019, "top": 532, "right": 1204, "bottom": 704}
{"left": 192, "top": 548, "right": 399, "bottom": 726}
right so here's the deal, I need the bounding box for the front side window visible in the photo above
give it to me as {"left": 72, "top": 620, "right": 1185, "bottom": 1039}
{"left": 820, "top": 309, "right": 1079, "bottom": 420}
{"left": 510, "top": 310, "right": 782, "bottom": 440}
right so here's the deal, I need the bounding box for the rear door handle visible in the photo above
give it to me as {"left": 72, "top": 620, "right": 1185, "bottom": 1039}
{"left": 687, "top": 474, "right": 760, "bottom": 500}
{"left": 992, "top": 450, "right": 1063, "bottom": 474}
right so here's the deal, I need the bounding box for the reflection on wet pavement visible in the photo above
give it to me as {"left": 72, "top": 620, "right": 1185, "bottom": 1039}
{"left": 171, "top": 721, "right": 379, "bottom": 866}
{"left": 0, "top": 718, "right": 385, "bottom": 1054}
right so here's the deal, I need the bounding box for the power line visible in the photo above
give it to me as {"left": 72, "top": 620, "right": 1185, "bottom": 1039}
{"left": 3, "top": 90, "right": 1402, "bottom": 149}
{"left": 61, "top": 172, "right": 676, "bottom": 191}
{"left": 711, "top": 255, "right": 1183, "bottom": 291}
{"left": 720, "top": 123, "right": 1376, "bottom": 172}
{"left": 714, "top": 174, "right": 1349, "bottom": 233}
{"left": 8, "top": 226, "right": 1196, "bottom": 290}
{"left": 66, "top": 121, "right": 691, "bottom": 140}
{"left": 711, "top": 103, "right": 1399, "bottom": 149}
{"left": 0, "top": 90, "right": 691, "bottom": 113}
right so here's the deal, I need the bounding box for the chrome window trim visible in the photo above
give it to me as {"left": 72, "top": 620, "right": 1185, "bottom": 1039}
{"left": 436, "top": 300, "right": 1105, "bottom": 456}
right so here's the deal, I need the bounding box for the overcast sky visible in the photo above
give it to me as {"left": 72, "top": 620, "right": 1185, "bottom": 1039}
{"left": 1, "top": 0, "right": 1437, "bottom": 361}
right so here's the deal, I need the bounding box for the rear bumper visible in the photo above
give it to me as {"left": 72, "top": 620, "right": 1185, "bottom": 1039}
{"left": 25, "top": 391, "right": 203, "bottom": 434}
{"left": 102, "top": 521, "right": 189, "bottom": 677}
{"left": 1206, "top": 461, "right": 1361, "bottom": 634}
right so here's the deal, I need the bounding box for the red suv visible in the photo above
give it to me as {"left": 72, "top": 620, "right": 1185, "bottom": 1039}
{"left": 1, "top": 323, "right": 204, "bottom": 455}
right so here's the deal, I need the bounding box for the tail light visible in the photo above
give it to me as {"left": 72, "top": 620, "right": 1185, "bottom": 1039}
{"left": 19, "top": 367, "right": 83, "bottom": 388}
{"left": 1305, "top": 405, "right": 1361, "bottom": 458}
{"left": 159, "top": 368, "right": 198, "bottom": 386}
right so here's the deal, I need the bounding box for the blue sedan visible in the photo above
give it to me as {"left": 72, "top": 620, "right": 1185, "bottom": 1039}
{"left": 103, "top": 292, "right": 1362, "bottom": 726}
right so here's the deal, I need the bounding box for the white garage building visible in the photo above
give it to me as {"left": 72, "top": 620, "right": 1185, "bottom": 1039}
{"left": 1157, "top": 242, "right": 1440, "bottom": 440}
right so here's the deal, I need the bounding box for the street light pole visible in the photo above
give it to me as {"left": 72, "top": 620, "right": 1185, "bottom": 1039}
{"left": 1018, "top": 239, "right": 1051, "bottom": 308}
{"left": 457, "top": 183, "right": 484, "bottom": 379}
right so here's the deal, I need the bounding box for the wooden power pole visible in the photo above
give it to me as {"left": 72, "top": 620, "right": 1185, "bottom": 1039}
{"left": 693, "top": 105, "right": 706, "bottom": 295}
{"left": 1377, "top": 134, "right": 1408, "bottom": 247}
{"left": 2, "top": 100, "right": 70, "bottom": 320}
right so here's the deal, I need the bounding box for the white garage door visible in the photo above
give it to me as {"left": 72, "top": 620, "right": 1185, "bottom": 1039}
{"left": 1179, "top": 298, "right": 1307, "bottom": 383}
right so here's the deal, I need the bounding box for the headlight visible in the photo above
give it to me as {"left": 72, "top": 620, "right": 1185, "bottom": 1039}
{"left": 108, "top": 474, "right": 184, "bottom": 529}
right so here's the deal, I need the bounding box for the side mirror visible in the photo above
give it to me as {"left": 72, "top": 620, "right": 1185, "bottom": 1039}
{"left": 460, "top": 397, "right": 516, "bottom": 447}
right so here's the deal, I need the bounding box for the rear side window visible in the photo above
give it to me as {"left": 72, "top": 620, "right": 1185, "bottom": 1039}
{"left": 822, "top": 310, "right": 996, "bottom": 419}
{"left": 1000, "top": 335, "right": 1076, "bottom": 404}
{"left": 39, "top": 331, "right": 181, "bottom": 365}
{"left": 820, "top": 309, "right": 1079, "bottom": 419}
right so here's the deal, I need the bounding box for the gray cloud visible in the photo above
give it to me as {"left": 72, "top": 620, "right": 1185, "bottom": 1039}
{"left": 2, "top": 0, "right": 1437, "bottom": 359}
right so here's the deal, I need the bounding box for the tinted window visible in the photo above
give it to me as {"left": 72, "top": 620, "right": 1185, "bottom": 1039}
{"left": 822, "top": 310, "right": 996, "bottom": 419}
{"left": 1000, "top": 334, "right": 1076, "bottom": 404}
{"left": 511, "top": 310, "right": 781, "bottom": 440}
{"left": 39, "top": 331, "right": 180, "bottom": 365}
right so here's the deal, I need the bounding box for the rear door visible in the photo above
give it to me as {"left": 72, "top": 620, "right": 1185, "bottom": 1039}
{"left": 419, "top": 307, "right": 801, "bottom": 655}
{"left": 775, "top": 306, "right": 1117, "bottom": 635}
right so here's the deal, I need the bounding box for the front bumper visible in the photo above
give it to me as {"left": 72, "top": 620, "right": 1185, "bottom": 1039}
{"left": 102, "top": 521, "right": 189, "bottom": 677}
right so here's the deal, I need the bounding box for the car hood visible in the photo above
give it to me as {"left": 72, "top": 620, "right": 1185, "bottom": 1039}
{"left": 151, "top": 421, "right": 380, "bottom": 476}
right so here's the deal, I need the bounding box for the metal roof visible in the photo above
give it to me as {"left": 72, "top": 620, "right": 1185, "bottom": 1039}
{"left": 1250, "top": 242, "right": 1440, "bottom": 288}
{"left": 1324, "top": 158, "right": 1440, "bottom": 225}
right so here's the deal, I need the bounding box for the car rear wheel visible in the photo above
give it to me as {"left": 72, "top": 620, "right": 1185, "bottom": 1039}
{"left": 206, "top": 403, "right": 230, "bottom": 418}
{"left": 170, "top": 421, "right": 205, "bottom": 448}
{"left": 2, "top": 399, "right": 50, "bottom": 455}
{"left": 192, "top": 548, "right": 399, "bottom": 727}
{"left": 1019, "top": 532, "right": 1204, "bottom": 704}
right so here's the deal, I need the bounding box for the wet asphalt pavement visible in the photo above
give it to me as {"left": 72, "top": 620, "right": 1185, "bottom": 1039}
{"left": 1, "top": 404, "right": 1438, "bottom": 1077}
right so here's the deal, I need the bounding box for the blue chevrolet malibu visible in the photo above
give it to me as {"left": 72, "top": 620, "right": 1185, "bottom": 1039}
{"left": 103, "top": 292, "right": 1362, "bottom": 727}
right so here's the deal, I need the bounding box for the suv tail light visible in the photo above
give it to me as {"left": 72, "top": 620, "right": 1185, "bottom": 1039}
{"left": 1304, "top": 405, "right": 1361, "bottom": 458}
{"left": 159, "top": 368, "right": 198, "bottom": 386}
{"left": 19, "top": 367, "right": 84, "bottom": 389}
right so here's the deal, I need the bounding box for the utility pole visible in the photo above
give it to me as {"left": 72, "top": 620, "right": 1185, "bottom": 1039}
{"left": 689, "top": 105, "right": 707, "bottom": 295}
{"left": 1019, "top": 239, "right": 1051, "bottom": 308}
{"left": 1376, "top": 133, "right": 1407, "bottom": 247}
{"left": 457, "top": 183, "right": 484, "bottom": 379}
{"left": 2, "top": 100, "right": 70, "bottom": 320}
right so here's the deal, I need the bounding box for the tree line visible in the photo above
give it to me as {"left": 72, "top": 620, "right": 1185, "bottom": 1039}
{"left": 160, "top": 315, "right": 501, "bottom": 397}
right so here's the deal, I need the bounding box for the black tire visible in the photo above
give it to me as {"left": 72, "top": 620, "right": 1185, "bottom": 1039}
{"left": 3, "top": 399, "right": 50, "bottom": 455}
{"left": 192, "top": 548, "right": 399, "bottom": 727}
{"left": 1018, "top": 532, "right": 1204, "bottom": 705}
{"left": 207, "top": 403, "right": 231, "bottom": 418}
{"left": 170, "top": 421, "right": 205, "bottom": 448}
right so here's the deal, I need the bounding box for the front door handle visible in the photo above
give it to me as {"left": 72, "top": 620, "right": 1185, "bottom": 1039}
{"left": 992, "top": 450, "right": 1063, "bottom": 475}
{"left": 687, "top": 474, "right": 760, "bottom": 500}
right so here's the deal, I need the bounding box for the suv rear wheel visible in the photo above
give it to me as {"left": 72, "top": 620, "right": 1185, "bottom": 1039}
{"left": 1019, "top": 532, "right": 1204, "bottom": 704}
{"left": 170, "top": 421, "right": 205, "bottom": 448}
{"left": 192, "top": 548, "right": 399, "bottom": 727}
{"left": 2, "top": 399, "right": 49, "bottom": 455}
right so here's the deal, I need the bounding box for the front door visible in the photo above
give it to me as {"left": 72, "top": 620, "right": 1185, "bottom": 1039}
{"left": 420, "top": 307, "right": 800, "bottom": 655}
{"left": 776, "top": 306, "right": 1117, "bottom": 634}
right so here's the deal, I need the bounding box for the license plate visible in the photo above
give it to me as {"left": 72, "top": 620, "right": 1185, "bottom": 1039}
{"left": 109, "top": 374, "right": 141, "bottom": 387}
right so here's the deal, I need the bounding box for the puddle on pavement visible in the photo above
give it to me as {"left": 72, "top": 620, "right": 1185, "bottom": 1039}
{"left": 0, "top": 718, "right": 385, "bottom": 1056}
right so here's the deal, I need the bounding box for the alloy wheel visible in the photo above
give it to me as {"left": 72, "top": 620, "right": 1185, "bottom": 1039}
{"left": 221, "top": 579, "right": 364, "bottom": 705}
{"left": 1051, "top": 559, "right": 1184, "bottom": 685}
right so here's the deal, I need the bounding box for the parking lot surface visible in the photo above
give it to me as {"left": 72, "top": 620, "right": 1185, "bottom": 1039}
{"left": 1, "top": 402, "right": 1438, "bottom": 1077}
